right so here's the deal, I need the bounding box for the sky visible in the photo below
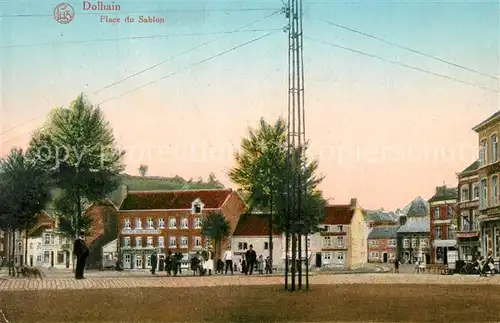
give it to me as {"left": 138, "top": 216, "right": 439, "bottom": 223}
{"left": 0, "top": 0, "right": 499, "bottom": 210}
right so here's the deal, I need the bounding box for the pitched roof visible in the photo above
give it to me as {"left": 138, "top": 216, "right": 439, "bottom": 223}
{"left": 322, "top": 205, "right": 354, "bottom": 225}
{"left": 364, "top": 210, "right": 398, "bottom": 223}
{"left": 233, "top": 213, "right": 280, "bottom": 236}
{"left": 428, "top": 186, "right": 458, "bottom": 203}
{"left": 368, "top": 226, "right": 399, "bottom": 239}
{"left": 472, "top": 110, "right": 500, "bottom": 132}
{"left": 397, "top": 217, "right": 430, "bottom": 234}
{"left": 120, "top": 189, "right": 233, "bottom": 210}
{"left": 459, "top": 160, "right": 479, "bottom": 176}
{"left": 402, "top": 197, "right": 428, "bottom": 218}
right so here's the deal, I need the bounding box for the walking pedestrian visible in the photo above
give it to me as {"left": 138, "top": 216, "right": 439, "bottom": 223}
{"left": 223, "top": 247, "right": 233, "bottom": 275}
{"left": 394, "top": 257, "right": 400, "bottom": 273}
{"left": 245, "top": 245, "right": 257, "bottom": 275}
{"left": 73, "top": 231, "right": 89, "bottom": 280}
{"left": 150, "top": 251, "right": 158, "bottom": 275}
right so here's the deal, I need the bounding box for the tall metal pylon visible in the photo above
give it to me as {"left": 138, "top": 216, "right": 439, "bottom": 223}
{"left": 283, "top": 0, "right": 306, "bottom": 292}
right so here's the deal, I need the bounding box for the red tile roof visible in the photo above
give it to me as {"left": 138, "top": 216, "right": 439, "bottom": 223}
{"left": 322, "top": 205, "right": 354, "bottom": 225}
{"left": 233, "top": 214, "right": 281, "bottom": 236}
{"left": 120, "top": 189, "right": 233, "bottom": 210}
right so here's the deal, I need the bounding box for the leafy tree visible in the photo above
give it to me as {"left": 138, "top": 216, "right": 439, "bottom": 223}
{"left": 229, "top": 117, "right": 287, "bottom": 271}
{"left": 138, "top": 164, "right": 148, "bottom": 177}
{"left": 0, "top": 148, "right": 52, "bottom": 275}
{"left": 200, "top": 211, "right": 230, "bottom": 258}
{"left": 27, "top": 94, "right": 125, "bottom": 238}
{"left": 207, "top": 172, "right": 224, "bottom": 188}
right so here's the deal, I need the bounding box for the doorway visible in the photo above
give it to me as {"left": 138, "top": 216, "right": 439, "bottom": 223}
{"left": 29, "top": 255, "right": 33, "bottom": 267}
{"left": 383, "top": 253, "right": 388, "bottom": 263}
{"left": 315, "top": 253, "right": 322, "bottom": 268}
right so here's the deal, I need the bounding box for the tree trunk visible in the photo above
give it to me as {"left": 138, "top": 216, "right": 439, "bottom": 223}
{"left": 8, "top": 230, "right": 12, "bottom": 276}
{"left": 305, "top": 233, "right": 309, "bottom": 289}
{"left": 291, "top": 233, "right": 297, "bottom": 291}
{"left": 73, "top": 187, "right": 82, "bottom": 273}
{"left": 285, "top": 230, "right": 289, "bottom": 290}
{"left": 10, "top": 229, "right": 16, "bottom": 277}
{"left": 298, "top": 233, "right": 302, "bottom": 289}
{"left": 24, "top": 227, "right": 28, "bottom": 266}
{"left": 268, "top": 199, "right": 273, "bottom": 274}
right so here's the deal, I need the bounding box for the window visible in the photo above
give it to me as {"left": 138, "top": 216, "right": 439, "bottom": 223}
{"left": 461, "top": 215, "right": 470, "bottom": 231}
{"left": 158, "top": 236, "right": 165, "bottom": 247}
{"left": 323, "top": 252, "right": 331, "bottom": 260}
{"left": 243, "top": 242, "right": 248, "bottom": 250}
{"left": 434, "top": 227, "right": 442, "bottom": 240}
{"left": 323, "top": 225, "right": 329, "bottom": 232}
{"left": 491, "top": 176, "right": 498, "bottom": 206}
{"left": 337, "top": 225, "right": 344, "bottom": 232}
{"left": 193, "top": 236, "right": 202, "bottom": 248}
{"left": 124, "top": 219, "right": 131, "bottom": 230}
{"left": 433, "top": 207, "right": 440, "bottom": 220}
{"left": 411, "top": 238, "right": 417, "bottom": 247}
{"left": 446, "top": 206, "right": 453, "bottom": 218}
{"left": 369, "top": 240, "right": 379, "bottom": 246}
{"left": 37, "top": 254, "right": 42, "bottom": 262}
{"left": 323, "top": 236, "right": 331, "bottom": 248}
{"left": 193, "top": 217, "right": 202, "bottom": 229}
{"left": 147, "top": 255, "right": 152, "bottom": 267}
{"left": 370, "top": 252, "right": 379, "bottom": 259}
{"left": 495, "top": 227, "right": 500, "bottom": 258}
{"left": 169, "top": 236, "right": 177, "bottom": 248}
{"left": 336, "top": 236, "right": 344, "bottom": 247}
{"left": 388, "top": 239, "right": 397, "bottom": 247}
{"left": 135, "top": 237, "right": 142, "bottom": 248}
{"left": 135, "top": 218, "right": 142, "bottom": 229}
{"left": 193, "top": 203, "right": 202, "bottom": 214}
{"left": 264, "top": 242, "right": 269, "bottom": 250}
{"left": 147, "top": 218, "right": 154, "bottom": 229}
{"left": 461, "top": 186, "right": 469, "bottom": 202}
{"left": 473, "top": 184, "right": 480, "bottom": 200}
{"left": 238, "top": 242, "right": 244, "bottom": 250}
{"left": 480, "top": 179, "right": 487, "bottom": 208}
{"left": 146, "top": 236, "right": 153, "bottom": 247}
{"left": 44, "top": 233, "right": 53, "bottom": 245}
{"left": 480, "top": 139, "right": 487, "bottom": 165}
{"left": 169, "top": 217, "right": 177, "bottom": 229}
{"left": 492, "top": 134, "right": 498, "bottom": 162}
{"left": 37, "top": 243, "right": 41, "bottom": 250}
{"left": 43, "top": 251, "right": 50, "bottom": 263}
{"left": 180, "top": 236, "right": 188, "bottom": 248}
{"left": 158, "top": 218, "right": 165, "bottom": 228}
{"left": 204, "top": 237, "right": 211, "bottom": 248}
{"left": 181, "top": 218, "right": 188, "bottom": 229}
{"left": 123, "top": 237, "right": 131, "bottom": 247}
{"left": 447, "top": 226, "right": 454, "bottom": 239}
{"left": 419, "top": 239, "right": 427, "bottom": 247}
{"left": 29, "top": 242, "right": 33, "bottom": 249}
{"left": 336, "top": 252, "right": 344, "bottom": 260}
{"left": 403, "top": 239, "right": 410, "bottom": 248}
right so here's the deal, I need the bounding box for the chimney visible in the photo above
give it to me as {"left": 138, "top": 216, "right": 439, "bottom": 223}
{"left": 350, "top": 198, "right": 357, "bottom": 208}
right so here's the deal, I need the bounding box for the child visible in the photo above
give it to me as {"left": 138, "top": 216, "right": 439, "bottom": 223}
{"left": 257, "top": 255, "right": 264, "bottom": 274}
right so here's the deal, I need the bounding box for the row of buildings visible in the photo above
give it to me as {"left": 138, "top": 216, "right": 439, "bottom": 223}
{"left": 1, "top": 111, "right": 499, "bottom": 270}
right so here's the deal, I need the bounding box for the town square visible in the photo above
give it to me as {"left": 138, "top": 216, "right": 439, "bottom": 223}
{"left": 1, "top": 0, "right": 499, "bottom": 322}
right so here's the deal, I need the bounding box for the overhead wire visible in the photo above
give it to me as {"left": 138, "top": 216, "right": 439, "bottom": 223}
{"left": 317, "top": 18, "right": 500, "bottom": 82}
{"left": 94, "top": 10, "right": 281, "bottom": 94}
{"left": 305, "top": 36, "right": 499, "bottom": 93}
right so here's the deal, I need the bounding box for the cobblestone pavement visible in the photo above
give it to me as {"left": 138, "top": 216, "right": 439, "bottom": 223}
{"left": 1, "top": 272, "right": 499, "bottom": 291}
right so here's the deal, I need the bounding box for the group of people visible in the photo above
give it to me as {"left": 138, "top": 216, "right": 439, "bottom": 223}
{"left": 222, "top": 244, "right": 272, "bottom": 275}
{"left": 149, "top": 250, "right": 186, "bottom": 276}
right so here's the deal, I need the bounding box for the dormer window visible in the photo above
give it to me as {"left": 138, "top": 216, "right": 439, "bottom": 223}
{"left": 192, "top": 198, "right": 204, "bottom": 214}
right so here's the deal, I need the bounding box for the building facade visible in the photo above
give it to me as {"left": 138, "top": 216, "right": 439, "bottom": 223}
{"left": 117, "top": 189, "right": 246, "bottom": 270}
{"left": 231, "top": 213, "right": 282, "bottom": 268}
{"left": 428, "top": 185, "right": 458, "bottom": 264}
{"left": 456, "top": 160, "right": 480, "bottom": 261}
{"left": 0, "top": 230, "right": 6, "bottom": 263}
{"left": 473, "top": 111, "right": 500, "bottom": 260}
{"left": 315, "top": 199, "right": 367, "bottom": 269}
{"left": 397, "top": 197, "right": 430, "bottom": 264}
{"left": 367, "top": 226, "right": 399, "bottom": 263}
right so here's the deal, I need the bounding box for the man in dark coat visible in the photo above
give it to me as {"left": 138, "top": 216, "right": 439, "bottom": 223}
{"left": 245, "top": 245, "right": 257, "bottom": 275}
{"left": 73, "top": 231, "right": 89, "bottom": 280}
{"left": 150, "top": 251, "right": 158, "bottom": 275}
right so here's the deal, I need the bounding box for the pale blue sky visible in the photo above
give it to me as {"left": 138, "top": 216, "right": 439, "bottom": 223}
{"left": 1, "top": 0, "right": 499, "bottom": 209}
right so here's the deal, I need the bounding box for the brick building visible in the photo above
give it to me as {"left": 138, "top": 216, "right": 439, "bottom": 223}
{"left": 367, "top": 226, "right": 399, "bottom": 263}
{"left": 428, "top": 185, "right": 458, "bottom": 264}
{"left": 397, "top": 197, "right": 430, "bottom": 264}
{"left": 473, "top": 111, "right": 500, "bottom": 260}
{"left": 456, "top": 160, "right": 480, "bottom": 260}
{"left": 117, "top": 188, "right": 246, "bottom": 270}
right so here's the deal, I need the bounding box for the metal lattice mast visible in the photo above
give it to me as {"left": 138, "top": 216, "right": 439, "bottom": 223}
{"left": 284, "top": 0, "right": 305, "bottom": 292}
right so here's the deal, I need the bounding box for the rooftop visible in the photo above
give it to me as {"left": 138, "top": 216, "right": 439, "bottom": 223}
{"left": 120, "top": 189, "right": 233, "bottom": 210}
{"left": 428, "top": 186, "right": 458, "bottom": 203}
{"left": 458, "top": 160, "right": 479, "bottom": 177}
{"left": 397, "top": 217, "right": 430, "bottom": 234}
{"left": 472, "top": 110, "right": 500, "bottom": 132}
{"left": 322, "top": 205, "right": 354, "bottom": 225}
{"left": 233, "top": 213, "right": 280, "bottom": 236}
{"left": 368, "top": 226, "right": 399, "bottom": 239}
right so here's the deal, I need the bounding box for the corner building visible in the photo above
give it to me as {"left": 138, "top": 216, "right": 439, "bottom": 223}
{"left": 118, "top": 189, "right": 246, "bottom": 269}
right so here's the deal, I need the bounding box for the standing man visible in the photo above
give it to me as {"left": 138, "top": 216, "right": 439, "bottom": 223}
{"left": 245, "top": 245, "right": 257, "bottom": 275}
{"left": 73, "top": 231, "right": 89, "bottom": 280}
{"left": 150, "top": 251, "right": 158, "bottom": 275}
{"left": 223, "top": 247, "right": 233, "bottom": 275}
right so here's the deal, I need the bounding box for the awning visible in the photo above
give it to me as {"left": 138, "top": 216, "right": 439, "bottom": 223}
{"left": 433, "top": 240, "right": 457, "bottom": 248}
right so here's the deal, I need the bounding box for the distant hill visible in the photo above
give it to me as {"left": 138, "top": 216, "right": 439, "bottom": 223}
{"left": 46, "top": 173, "right": 225, "bottom": 214}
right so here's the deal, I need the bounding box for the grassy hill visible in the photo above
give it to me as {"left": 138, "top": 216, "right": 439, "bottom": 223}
{"left": 47, "top": 173, "right": 225, "bottom": 213}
